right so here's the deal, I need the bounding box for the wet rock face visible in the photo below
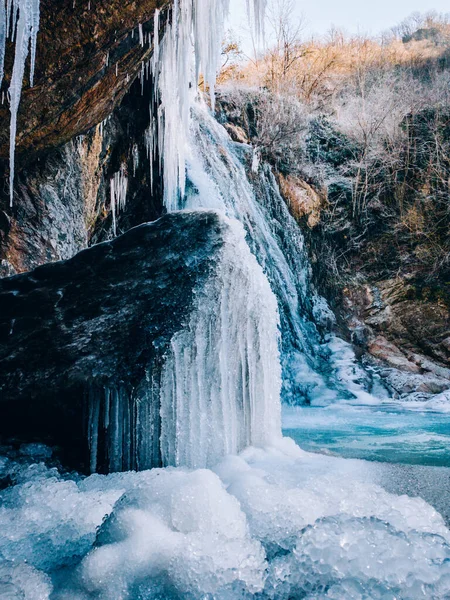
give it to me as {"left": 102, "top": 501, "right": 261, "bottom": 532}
{"left": 0, "top": 0, "right": 168, "bottom": 276}
{"left": 0, "top": 75, "right": 164, "bottom": 277}
{"left": 0, "top": 0, "right": 169, "bottom": 160}
{"left": 0, "top": 211, "right": 226, "bottom": 471}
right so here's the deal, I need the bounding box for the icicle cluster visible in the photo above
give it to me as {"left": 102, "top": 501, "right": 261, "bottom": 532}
{"left": 110, "top": 163, "right": 128, "bottom": 236}
{"left": 247, "top": 0, "right": 266, "bottom": 39}
{"left": 148, "top": 0, "right": 265, "bottom": 210}
{"left": 87, "top": 379, "right": 161, "bottom": 473}
{"left": 0, "top": 0, "right": 40, "bottom": 206}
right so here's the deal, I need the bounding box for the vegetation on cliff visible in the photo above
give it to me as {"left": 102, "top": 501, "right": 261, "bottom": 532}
{"left": 218, "top": 6, "right": 450, "bottom": 382}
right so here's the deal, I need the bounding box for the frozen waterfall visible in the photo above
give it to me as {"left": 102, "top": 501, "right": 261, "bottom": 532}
{"left": 160, "top": 215, "right": 281, "bottom": 468}
{"left": 87, "top": 213, "right": 282, "bottom": 473}
{"left": 178, "top": 101, "right": 355, "bottom": 404}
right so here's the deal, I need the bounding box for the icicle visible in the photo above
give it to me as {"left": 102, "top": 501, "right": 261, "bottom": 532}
{"left": 29, "top": 0, "right": 39, "bottom": 86}
{"left": 2, "top": 0, "right": 40, "bottom": 206}
{"left": 140, "top": 60, "right": 145, "bottom": 95}
{"left": 138, "top": 23, "right": 144, "bottom": 47}
{"left": 87, "top": 386, "right": 101, "bottom": 474}
{"left": 246, "top": 0, "right": 266, "bottom": 39}
{"left": 110, "top": 163, "right": 128, "bottom": 236}
{"left": 151, "top": 9, "right": 160, "bottom": 84}
{"left": 110, "top": 182, "right": 116, "bottom": 236}
{"left": 0, "top": 0, "right": 6, "bottom": 88}
{"left": 252, "top": 147, "right": 261, "bottom": 173}
{"left": 132, "top": 143, "right": 139, "bottom": 176}
{"left": 145, "top": 116, "right": 157, "bottom": 192}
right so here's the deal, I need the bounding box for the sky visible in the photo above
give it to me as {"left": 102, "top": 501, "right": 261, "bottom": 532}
{"left": 229, "top": 0, "right": 450, "bottom": 49}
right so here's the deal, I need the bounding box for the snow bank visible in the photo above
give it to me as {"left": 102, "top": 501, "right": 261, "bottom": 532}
{"left": 1, "top": 440, "right": 449, "bottom": 598}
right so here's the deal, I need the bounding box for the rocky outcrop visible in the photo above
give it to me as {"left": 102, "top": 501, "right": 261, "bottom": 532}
{"left": 343, "top": 278, "right": 450, "bottom": 397}
{"left": 277, "top": 174, "right": 328, "bottom": 229}
{"left": 0, "top": 0, "right": 169, "bottom": 277}
{"left": 0, "top": 210, "right": 227, "bottom": 471}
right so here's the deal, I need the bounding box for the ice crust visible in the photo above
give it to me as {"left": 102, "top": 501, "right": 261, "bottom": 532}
{"left": 1, "top": 440, "right": 450, "bottom": 599}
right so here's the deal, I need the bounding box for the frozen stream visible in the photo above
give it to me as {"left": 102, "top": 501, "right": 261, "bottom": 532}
{"left": 283, "top": 403, "right": 450, "bottom": 467}
{"left": 283, "top": 403, "right": 450, "bottom": 525}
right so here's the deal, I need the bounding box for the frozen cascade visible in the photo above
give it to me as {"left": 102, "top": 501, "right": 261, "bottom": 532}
{"left": 148, "top": 0, "right": 266, "bottom": 210}
{"left": 182, "top": 101, "right": 358, "bottom": 403}
{"left": 159, "top": 216, "right": 281, "bottom": 468}
{"left": 1, "top": 0, "right": 40, "bottom": 206}
{"left": 86, "top": 214, "right": 282, "bottom": 473}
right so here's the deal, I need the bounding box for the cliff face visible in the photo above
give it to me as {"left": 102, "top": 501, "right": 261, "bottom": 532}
{"left": 218, "top": 90, "right": 450, "bottom": 398}
{"left": 0, "top": 0, "right": 167, "bottom": 276}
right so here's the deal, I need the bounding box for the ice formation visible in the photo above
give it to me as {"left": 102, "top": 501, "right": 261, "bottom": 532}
{"left": 148, "top": 0, "right": 266, "bottom": 210}
{"left": 86, "top": 214, "right": 282, "bottom": 473}
{"left": 1, "top": 441, "right": 450, "bottom": 599}
{"left": 1, "top": 0, "right": 40, "bottom": 206}
{"left": 180, "top": 101, "right": 365, "bottom": 403}
{"left": 159, "top": 216, "right": 281, "bottom": 468}
{"left": 109, "top": 163, "right": 128, "bottom": 236}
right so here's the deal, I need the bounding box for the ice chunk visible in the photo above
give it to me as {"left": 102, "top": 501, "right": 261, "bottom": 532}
{"left": 80, "top": 469, "right": 266, "bottom": 598}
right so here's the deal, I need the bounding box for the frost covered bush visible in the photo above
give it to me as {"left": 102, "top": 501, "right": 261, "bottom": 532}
{"left": 219, "top": 88, "right": 310, "bottom": 174}
{"left": 219, "top": 16, "right": 450, "bottom": 279}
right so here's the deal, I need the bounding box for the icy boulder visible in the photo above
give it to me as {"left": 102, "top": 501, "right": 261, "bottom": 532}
{"left": 0, "top": 210, "right": 281, "bottom": 474}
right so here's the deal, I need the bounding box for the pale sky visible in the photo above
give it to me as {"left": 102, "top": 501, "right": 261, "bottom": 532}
{"left": 229, "top": 0, "right": 450, "bottom": 49}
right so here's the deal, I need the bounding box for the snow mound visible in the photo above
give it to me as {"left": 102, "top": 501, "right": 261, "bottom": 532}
{"left": 0, "top": 440, "right": 449, "bottom": 598}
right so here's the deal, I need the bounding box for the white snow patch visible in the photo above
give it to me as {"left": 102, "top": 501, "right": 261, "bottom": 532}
{"left": 1, "top": 441, "right": 449, "bottom": 598}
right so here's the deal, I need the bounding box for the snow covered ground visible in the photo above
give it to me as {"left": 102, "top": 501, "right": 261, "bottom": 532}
{"left": 1, "top": 437, "right": 450, "bottom": 599}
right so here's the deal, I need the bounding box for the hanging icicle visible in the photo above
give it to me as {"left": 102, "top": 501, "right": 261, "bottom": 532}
{"left": 110, "top": 163, "right": 128, "bottom": 236}
{"left": 1, "top": 0, "right": 40, "bottom": 206}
